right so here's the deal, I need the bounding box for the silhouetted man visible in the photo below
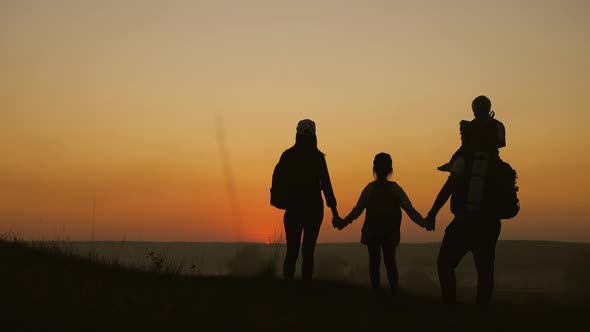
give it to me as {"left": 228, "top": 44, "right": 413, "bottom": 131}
{"left": 425, "top": 96, "right": 506, "bottom": 309}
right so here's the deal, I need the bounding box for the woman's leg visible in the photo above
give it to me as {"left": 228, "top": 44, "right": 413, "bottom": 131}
{"left": 367, "top": 242, "right": 381, "bottom": 291}
{"left": 283, "top": 210, "right": 303, "bottom": 280}
{"left": 382, "top": 241, "right": 399, "bottom": 295}
{"left": 301, "top": 206, "right": 323, "bottom": 285}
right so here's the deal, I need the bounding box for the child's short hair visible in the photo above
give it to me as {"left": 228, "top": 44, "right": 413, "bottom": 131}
{"left": 472, "top": 95, "right": 491, "bottom": 118}
{"left": 373, "top": 153, "right": 393, "bottom": 178}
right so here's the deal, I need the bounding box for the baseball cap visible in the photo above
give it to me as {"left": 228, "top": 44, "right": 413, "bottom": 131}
{"left": 296, "top": 119, "right": 316, "bottom": 136}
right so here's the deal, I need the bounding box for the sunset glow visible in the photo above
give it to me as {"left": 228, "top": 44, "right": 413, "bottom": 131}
{"left": 1, "top": 0, "right": 589, "bottom": 242}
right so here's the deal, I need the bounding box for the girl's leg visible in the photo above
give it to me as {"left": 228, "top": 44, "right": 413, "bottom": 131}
{"left": 382, "top": 242, "right": 399, "bottom": 295}
{"left": 367, "top": 242, "right": 381, "bottom": 292}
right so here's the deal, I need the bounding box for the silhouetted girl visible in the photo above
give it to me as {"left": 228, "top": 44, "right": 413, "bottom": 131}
{"left": 338, "top": 153, "right": 425, "bottom": 295}
{"left": 271, "top": 119, "right": 339, "bottom": 286}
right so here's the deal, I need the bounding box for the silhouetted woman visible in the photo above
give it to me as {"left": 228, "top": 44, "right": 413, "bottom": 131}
{"left": 271, "top": 119, "right": 339, "bottom": 286}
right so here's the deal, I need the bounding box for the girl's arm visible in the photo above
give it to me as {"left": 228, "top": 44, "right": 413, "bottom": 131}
{"left": 396, "top": 184, "right": 425, "bottom": 227}
{"left": 343, "top": 185, "right": 371, "bottom": 224}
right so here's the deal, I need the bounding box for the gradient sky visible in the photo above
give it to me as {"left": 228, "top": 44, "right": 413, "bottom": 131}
{"left": 1, "top": 0, "right": 589, "bottom": 242}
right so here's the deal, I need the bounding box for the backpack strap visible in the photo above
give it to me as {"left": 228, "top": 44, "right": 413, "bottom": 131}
{"left": 464, "top": 152, "right": 490, "bottom": 213}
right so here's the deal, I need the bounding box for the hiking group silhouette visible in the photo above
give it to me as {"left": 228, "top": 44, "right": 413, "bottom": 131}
{"left": 271, "top": 95, "right": 520, "bottom": 309}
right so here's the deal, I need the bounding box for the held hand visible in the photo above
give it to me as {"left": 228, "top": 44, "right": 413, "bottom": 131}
{"left": 418, "top": 217, "right": 428, "bottom": 229}
{"left": 332, "top": 216, "right": 348, "bottom": 230}
{"left": 331, "top": 208, "right": 344, "bottom": 229}
{"left": 337, "top": 217, "right": 350, "bottom": 230}
{"left": 424, "top": 213, "right": 436, "bottom": 231}
{"left": 331, "top": 215, "right": 340, "bottom": 229}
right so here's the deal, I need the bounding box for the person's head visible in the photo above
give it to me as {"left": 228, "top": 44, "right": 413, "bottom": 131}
{"left": 472, "top": 95, "right": 492, "bottom": 118}
{"left": 294, "top": 119, "right": 319, "bottom": 152}
{"left": 373, "top": 152, "right": 393, "bottom": 180}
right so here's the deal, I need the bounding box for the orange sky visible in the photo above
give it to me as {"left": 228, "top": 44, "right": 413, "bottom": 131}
{"left": 1, "top": 0, "right": 589, "bottom": 242}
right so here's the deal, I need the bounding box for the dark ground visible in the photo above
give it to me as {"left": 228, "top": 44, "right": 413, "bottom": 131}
{"left": 0, "top": 239, "right": 587, "bottom": 332}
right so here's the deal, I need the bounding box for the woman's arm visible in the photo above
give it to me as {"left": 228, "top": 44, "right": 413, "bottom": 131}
{"left": 319, "top": 154, "right": 338, "bottom": 216}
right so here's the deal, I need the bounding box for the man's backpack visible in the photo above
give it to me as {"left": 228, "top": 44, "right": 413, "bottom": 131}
{"left": 451, "top": 155, "right": 520, "bottom": 220}
{"left": 485, "top": 159, "right": 520, "bottom": 219}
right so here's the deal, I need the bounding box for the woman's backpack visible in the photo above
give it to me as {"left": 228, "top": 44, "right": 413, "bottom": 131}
{"left": 270, "top": 156, "right": 289, "bottom": 210}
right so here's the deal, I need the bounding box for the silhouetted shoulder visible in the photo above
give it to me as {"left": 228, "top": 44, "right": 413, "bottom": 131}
{"left": 277, "top": 148, "right": 299, "bottom": 172}
{"left": 280, "top": 147, "right": 306, "bottom": 161}
{"left": 282, "top": 147, "right": 295, "bottom": 157}
{"left": 284, "top": 147, "right": 324, "bottom": 158}
{"left": 358, "top": 181, "right": 378, "bottom": 200}
{"left": 389, "top": 181, "right": 404, "bottom": 193}
{"left": 356, "top": 181, "right": 374, "bottom": 198}
{"left": 366, "top": 181, "right": 402, "bottom": 198}
{"left": 367, "top": 180, "right": 379, "bottom": 188}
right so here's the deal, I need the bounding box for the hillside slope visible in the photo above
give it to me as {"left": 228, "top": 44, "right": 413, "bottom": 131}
{"left": 0, "top": 240, "right": 585, "bottom": 331}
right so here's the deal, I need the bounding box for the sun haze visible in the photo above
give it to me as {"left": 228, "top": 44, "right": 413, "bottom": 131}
{"left": 1, "top": 0, "right": 589, "bottom": 242}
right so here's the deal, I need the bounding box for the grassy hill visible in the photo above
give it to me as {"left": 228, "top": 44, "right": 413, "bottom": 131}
{"left": 0, "top": 239, "right": 587, "bottom": 331}
{"left": 54, "top": 240, "right": 590, "bottom": 296}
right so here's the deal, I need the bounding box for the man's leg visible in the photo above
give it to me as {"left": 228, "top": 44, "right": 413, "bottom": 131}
{"left": 301, "top": 207, "right": 323, "bottom": 284}
{"left": 472, "top": 220, "right": 501, "bottom": 308}
{"left": 382, "top": 241, "right": 399, "bottom": 295}
{"left": 283, "top": 210, "right": 303, "bottom": 281}
{"left": 438, "top": 220, "right": 470, "bottom": 305}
